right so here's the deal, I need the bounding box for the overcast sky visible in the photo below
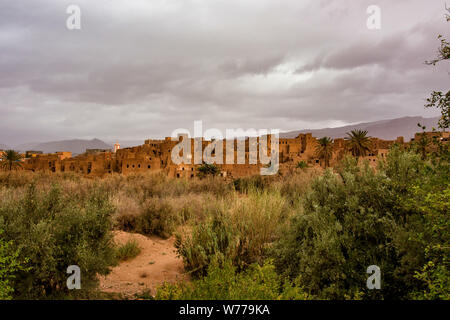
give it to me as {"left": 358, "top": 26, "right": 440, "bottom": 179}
{"left": 1, "top": 0, "right": 449, "bottom": 145}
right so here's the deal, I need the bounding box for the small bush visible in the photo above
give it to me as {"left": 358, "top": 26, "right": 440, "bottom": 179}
{"left": 137, "top": 199, "right": 179, "bottom": 239}
{"left": 114, "top": 199, "right": 180, "bottom": 239}
{"left": 296, "top": 161, "right": 308, "bottom": 169}
{"left": 115, "top": 239, "right": 141, "bottom": 262}
{"left": 196, "top": 164, "right": 220, "bottom": 179}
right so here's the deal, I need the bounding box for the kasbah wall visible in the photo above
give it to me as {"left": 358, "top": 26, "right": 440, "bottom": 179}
{"left": 3, "top": 131, "right": 449, "bottom": 179}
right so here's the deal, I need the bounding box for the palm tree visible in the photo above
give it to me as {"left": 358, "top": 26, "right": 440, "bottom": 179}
{"left": 345, "top": 130, "right": 372, "bottom": 161}
{"left": 0, "top": 150, "right": 23, "bottom": 171}
{"left": 315, "top": 137, "right": 333, "bottom": 168}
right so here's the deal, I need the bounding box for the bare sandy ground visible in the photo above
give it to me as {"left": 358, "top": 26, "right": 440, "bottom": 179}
{"left": 99, "top": 231, "right": 188, "bottom": 298}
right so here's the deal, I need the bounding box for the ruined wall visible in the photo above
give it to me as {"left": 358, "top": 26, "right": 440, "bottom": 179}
{"left": 21, "top": 132, "right": 424, "bottom": 178}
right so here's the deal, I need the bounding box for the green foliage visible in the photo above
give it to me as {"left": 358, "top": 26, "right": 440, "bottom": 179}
{"left": 272, "top": 149, "right": 449, "bottom": 299}
{"left": 400, "top": 165, "right": 450, "bottom": 299}
{"left": 155, "top": 258, "right": 308, "bottom": 300}
{"left": 425, "top": 9, "right": 449, "bottom": 129}
{"left": 0, "top": 182, "right": 117, "bottom": 299}
{"left": 0, "top": 143, "right": 448, "bottom": 300}
{"left": 345, "top": 130, "right": 371, "bottom": 159}
{"left": 175, "top": 211, "right": 235, "bottom": 277}
{"left": 426, "top": 91, "right": 449, "bottom": 130}
{"left": 0, "top": 150, "right": 23, "bottom": 171}
{"left": 296, "top": 160, "right": 308, "bottom": 170}
{"left": 315, "top": 137, "right": 333, "bottom": 167}
{"left": 0, "top": 230, "right": 28, "bottom": 300}
{"left": 175, "top": 190, "right": 289, "bottom": 277}
{"left": 115, "top": 239, "right": 141, "bottom": 262}
{"left": 197, "top": 163, "right": 220, "bottom": 179}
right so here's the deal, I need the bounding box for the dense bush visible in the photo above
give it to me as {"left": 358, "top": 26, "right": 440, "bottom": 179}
{"left": 0, "top": 182, "right": 117, "bottom": 299}
{"left": 155, "top": 258, "right": 308, "bottom": 300}
{"left": 272, "top": 150, "right": 449, "bottom": 299}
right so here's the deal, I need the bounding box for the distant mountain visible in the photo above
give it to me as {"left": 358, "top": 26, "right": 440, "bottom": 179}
{"left": 0, "top": 143, "right": 10, "bottom": 150}
{"left": 15, "top": 139, "right": 112, "bottom": 155}
{"left": 281, "top": 116, "right": 441, "bottom": 141}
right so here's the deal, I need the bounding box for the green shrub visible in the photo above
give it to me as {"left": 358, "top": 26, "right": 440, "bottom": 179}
{"left": 197, "top": 163, "right": 220, "bottom": 179}
{"left": 114, "top": 198, "right": 180, "bottom": 239}
{"left": 0, "top": 182, "right": 117, "bottom": 299}
{"left": 175, "top": 211, "right": 236, "bottom": 277}
{"left": 155, "top": 258, "right": 308, "bottom": 300}
{"left": 273, "top": 155, "right": 420, "bottom": 299}
{"left": 115, "top": 239, "right": 141, "bottom": 262}
{"left": 175, "top": 191, "right": 289, "bottom": 277}
{"left": 0, "top": 230, "right": 28, "bottom": 300}
{"left": 296, "top": 161, "right": 308, "bottom": 169}
{"left": 137, "top": 199, "right": 179, "bottom": 239}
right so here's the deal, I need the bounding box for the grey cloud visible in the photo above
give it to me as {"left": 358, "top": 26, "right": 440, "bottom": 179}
{"left": 0, "top": 0, "right": 448, "bottom": 146}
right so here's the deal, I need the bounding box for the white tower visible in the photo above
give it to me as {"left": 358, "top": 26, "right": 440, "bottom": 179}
{"left": 114, "top": 142, "right": 120, "bottom": 153}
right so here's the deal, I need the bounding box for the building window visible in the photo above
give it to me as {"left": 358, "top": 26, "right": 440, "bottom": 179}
{"left": 148, "top": 165, "right": 151, "bottom": 169}
{"left": 138, "top": 164, "right": 141, "bottom": 168}
{"left": 127, "top": 164, "right": 129, "bottom": 168}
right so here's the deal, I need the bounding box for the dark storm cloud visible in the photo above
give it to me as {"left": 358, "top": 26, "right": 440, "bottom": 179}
{"left": 0, "top": 0, "right": 448, "bottom": 145}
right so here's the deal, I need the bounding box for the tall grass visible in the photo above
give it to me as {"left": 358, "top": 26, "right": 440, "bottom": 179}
{"left": 116, "top": 239, "right": 141, "bottom": 261}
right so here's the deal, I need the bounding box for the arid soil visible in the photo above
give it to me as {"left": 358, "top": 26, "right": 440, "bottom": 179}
{"left": 99, "top": 231, "right": 187, "bottom": 298}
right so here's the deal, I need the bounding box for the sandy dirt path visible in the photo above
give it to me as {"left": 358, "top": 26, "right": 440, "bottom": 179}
{"left": 99, "top": 231, "right": 188, "bottom": 298}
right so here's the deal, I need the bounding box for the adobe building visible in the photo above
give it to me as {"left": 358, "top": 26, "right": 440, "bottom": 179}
{"left": 12, "top": 131, "right": 427, "bottom": 178}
